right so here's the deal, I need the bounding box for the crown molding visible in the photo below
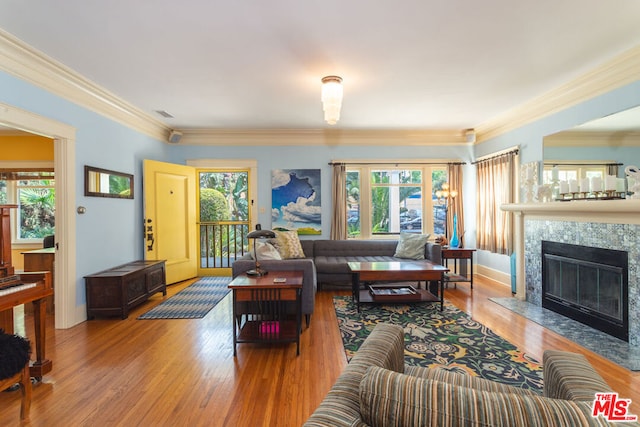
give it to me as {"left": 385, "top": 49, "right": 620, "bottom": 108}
{"left": 0, "top": 29, "right": 169, "bottom": 141}
{"left": 177, "top": 128, "right": 471, "bottom": 146}
{"left": 475, "top": 44, "right": 640, "bottom": 143}
{"left": 4, "top": 27, "right": 639, "bottom": 147}
{"left": 543, "top": 130, "right": 640, "bottom": 147}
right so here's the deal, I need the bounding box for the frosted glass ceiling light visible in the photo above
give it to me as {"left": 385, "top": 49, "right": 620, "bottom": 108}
{"left": 321, "top": 75, "right": 343, "bottom": 125}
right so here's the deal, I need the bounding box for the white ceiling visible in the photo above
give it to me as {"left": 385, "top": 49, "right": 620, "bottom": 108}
{"left": 2, "top": 1, "right": 640, "bottom": 131}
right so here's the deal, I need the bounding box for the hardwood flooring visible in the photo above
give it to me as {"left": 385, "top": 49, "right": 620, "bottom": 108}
{"left": 1, "top": 276, "right": 638, "bottom": 426}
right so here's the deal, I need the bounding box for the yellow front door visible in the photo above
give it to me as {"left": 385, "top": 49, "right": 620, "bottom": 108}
{"left": 143, "top": 159, "right": 197, "bottom": 284}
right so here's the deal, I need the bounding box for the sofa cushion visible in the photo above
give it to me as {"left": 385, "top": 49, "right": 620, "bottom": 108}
{"left": 543, "top": 350, "right": 613, "bottom": 402}
{"left": 314, "top": 239, "right": 399, "bottom": 257}
{"left": 393, "top": 233, "right": 430, "bottom": 260}
{"left": 359, "top": 366, "right": 604, "bottom": 427}
{"left": 274, "top": 230, "right": 305, "bottom": 259}
{"left": 314, "top": 255, "right": 400, "bottom": 275}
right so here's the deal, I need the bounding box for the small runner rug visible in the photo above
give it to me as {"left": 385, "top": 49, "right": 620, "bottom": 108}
{"left": 138, "top": 276, "right": 232, "bottom": 319}
{"left": 333, "top": 296, "right": 543, "bottom": 391}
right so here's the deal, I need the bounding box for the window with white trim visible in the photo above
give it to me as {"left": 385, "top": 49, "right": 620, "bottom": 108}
{"left": 346, "top": 165, "right": 446, "bottom": 239}
{"left": 0, "top": 170, "right": 55, "bottom": 243}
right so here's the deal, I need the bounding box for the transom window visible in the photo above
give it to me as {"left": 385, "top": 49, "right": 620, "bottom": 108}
{"left": 346, "top": 165, "right": 446, "bottom": 239}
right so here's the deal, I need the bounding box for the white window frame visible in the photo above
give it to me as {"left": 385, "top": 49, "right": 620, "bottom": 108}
{"left": 0, "top": 161, "right": 55, "bottom": 246}
{"left": 347, "top": 164, "right": 445, "bottom": 239}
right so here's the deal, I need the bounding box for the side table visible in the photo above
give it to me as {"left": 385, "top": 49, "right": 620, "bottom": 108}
{"left": 228, "top": 271, "right": 303, "bottom": 356}
{"left": 441, "top": 247, "right": 476, "bottom": 289}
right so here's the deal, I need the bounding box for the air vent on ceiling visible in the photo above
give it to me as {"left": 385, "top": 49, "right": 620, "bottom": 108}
{"left": 155, "top": 110, "right": 174, "bottom": 118}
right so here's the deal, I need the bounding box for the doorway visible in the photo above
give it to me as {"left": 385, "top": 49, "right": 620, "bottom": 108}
{"left": 197, "top": 169, "right": 251, "bottom": 276}
{"left": 187, "top": 159, "right": 258, "bottom": 277}
{"left": 0, "top": 101, "right": 76, "bottom": 329}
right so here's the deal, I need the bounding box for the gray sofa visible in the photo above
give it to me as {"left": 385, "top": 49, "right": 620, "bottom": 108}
{"left": 231, "top": 239, "right": 442, "bottom": 325}
{"left": 304, "top": 323, "right": 636, "bottom": 426}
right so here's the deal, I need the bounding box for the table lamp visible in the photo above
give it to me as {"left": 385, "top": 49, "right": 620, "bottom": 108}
{"left": 246, "top": 228, "right": 276, "bottom": 276}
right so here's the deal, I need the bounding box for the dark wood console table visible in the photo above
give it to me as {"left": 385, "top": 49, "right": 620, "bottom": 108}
{"left": 85, "top": 260, "right": 166, "bottom": 319}
{"left": 441, "top": 247, "right": 476, "bottom": 289}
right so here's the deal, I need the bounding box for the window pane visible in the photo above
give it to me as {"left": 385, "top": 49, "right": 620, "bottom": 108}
{"left": 0, "top": 181, "right": 6, "bottom": 204}
{"left": 399, "top": 188, "right": 422, "bottom": 233}
{"left": 199, "top": 171, "right": 248, "bottom": 221}
{"left": 432, "top": 170, "right": 448, "bottom": 235}
{"left": 346, "top": 171, "right": 360, "bottom": 237}
{"left": 371, "top": 186, "right": 389, "bottom": 234}
{"left": 19, "top": 187, "right": 55, "bottom": 239}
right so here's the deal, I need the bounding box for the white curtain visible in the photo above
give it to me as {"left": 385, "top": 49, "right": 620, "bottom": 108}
{"left": 475, "top": 151, "right": 517, "bottom": 255}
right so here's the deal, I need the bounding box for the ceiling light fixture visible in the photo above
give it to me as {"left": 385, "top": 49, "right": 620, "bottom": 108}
{"left": 321, "top": 75, "right": 343, "bottom": 125}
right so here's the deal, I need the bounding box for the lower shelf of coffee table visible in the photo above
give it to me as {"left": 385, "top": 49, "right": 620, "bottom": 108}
{"left": 358, "top": 288, "right": 440, "bottom": 304}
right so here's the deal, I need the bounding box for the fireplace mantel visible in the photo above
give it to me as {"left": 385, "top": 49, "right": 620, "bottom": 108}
{"left": 502, "top": 199, "right": 640, "bottom": 225}
{"left": 501, "top": 199, "right": 640, "bottom": 346}
{"left": 501, "top": 199, "right": 640, "bottom": 301}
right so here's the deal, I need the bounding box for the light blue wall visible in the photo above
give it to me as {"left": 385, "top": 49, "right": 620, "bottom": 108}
{"left": 3, "top": 64, "right": 639, "bottom": 309}
{"left": 168, "top": 143, "right": 474, "bottom": 239}
{"left": 474, "top": 79, "right": 640, "bottom": 275}
{"left": 0, "top": 71, "right": 169, "bottom": 304}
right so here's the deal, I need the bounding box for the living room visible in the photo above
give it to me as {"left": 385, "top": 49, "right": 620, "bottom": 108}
{"left": 2, "top": 2, "right": 640, "bottom": 425}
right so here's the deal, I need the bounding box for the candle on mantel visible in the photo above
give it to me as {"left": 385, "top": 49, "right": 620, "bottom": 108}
{"left": 568, "top": 179, "right": 579, "bottom": 193}
{"left": 525, "top": 167, "right": 534, "bottom": 181}
{"left": 616, "top": 178, "right": 626, "bottom": 193}
{"left": 559, "top": 180, "right": 570, "bottom": 194}
{"left": 591, "top": 177, "right": 603, "bottom": 192}
{"left": 580, "top": 178, "right": 590, "bottom": 193}
{"left": 605, "top": 175, "right": 617, "bottom": 191}
{"left": 552, "top": 166, "right": 559, "bottom": 182}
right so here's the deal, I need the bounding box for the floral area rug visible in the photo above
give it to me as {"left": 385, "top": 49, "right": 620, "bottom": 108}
{"left": 333, "top": 296, "right": 543, "bottom": 391}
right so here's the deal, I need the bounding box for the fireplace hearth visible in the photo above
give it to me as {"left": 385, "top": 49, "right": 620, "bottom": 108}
{"left": 542, "top": 241, "right": 628, "bottom": 342}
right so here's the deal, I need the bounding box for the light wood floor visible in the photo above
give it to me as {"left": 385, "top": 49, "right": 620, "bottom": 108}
{"left": 1, "top": 276, "right": 638, "bottom": 426}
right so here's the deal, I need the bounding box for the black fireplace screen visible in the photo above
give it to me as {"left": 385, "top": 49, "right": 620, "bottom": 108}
{"left": 542, "top": 241, "right": 628, "bottom": 342}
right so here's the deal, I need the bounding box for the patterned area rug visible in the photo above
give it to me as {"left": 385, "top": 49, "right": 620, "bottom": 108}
{"left": 138, "top": 276, "right": 231, "bottom": 319}
{"left": 333, "top": 296, "right": 543, "bottom": 391}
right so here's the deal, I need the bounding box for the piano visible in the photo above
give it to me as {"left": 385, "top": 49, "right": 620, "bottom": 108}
{"left": 0, "top": 205, "right": 53, "bottom": 379}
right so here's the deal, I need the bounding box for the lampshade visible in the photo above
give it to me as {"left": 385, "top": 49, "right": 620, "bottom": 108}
{"left": 247, "top": 229, "right": 276, "bottom": 239}
{"left": 246, "top": 229, "right": 276, "bottom": 276}
{"left": 321, "top": 75, "right": 343, "bottom": 125}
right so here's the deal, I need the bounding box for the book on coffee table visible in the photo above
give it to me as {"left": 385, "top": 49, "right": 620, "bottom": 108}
{"left": 368, "top": 285, "right": 421, "bottom": 301}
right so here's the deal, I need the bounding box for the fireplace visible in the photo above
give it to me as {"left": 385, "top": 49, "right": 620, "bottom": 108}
{"left": 542, "top": 241, "right": 628, "bottom": 342}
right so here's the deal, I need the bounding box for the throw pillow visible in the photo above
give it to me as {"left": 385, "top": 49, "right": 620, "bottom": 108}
{"left": 251, "top": 241, "right": 282, "bottom": 261}
{"left": 394, "top": 233, "right": 430, "bottom": 260}
{"left": 273, "top": 230, "right": 305, "bottom": 259}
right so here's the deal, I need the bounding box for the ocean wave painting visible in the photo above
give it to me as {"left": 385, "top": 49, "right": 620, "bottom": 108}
{"left": 271, "top": 169, "right": 321, "bottom": 234}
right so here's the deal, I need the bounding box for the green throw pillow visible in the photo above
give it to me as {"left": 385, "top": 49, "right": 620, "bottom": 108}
{"left": 394, "top": 233, "right": 430, "bottom": 260}
{"left": 273, "top": 230, "right": 305, "bottom": 259}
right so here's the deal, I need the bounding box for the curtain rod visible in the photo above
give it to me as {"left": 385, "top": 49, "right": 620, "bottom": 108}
{"left": 543, "top": 162, "right": 623, "bottom": 167}
{"left": 471, "top": 148, "right": 519, "bottom": 165}
{"left": 328, "top": 161, "right": 466, "bottom": 166}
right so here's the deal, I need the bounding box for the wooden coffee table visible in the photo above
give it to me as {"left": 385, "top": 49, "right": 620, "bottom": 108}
{"left": 348, "top": 261, "right": 449, "bottom": 311}
{"left": 228, "top": 271, "right": 303, "bottom": 356}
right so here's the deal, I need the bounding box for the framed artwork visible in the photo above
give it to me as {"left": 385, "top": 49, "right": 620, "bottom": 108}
{"left": 271, "top": 169, "right": 321, "bottom": 235}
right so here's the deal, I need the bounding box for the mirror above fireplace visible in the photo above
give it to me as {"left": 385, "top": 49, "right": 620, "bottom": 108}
{"left": 543, "top": 106, "right": 640, "bottom": 180}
